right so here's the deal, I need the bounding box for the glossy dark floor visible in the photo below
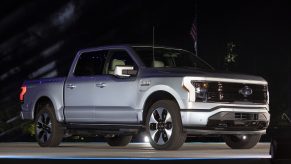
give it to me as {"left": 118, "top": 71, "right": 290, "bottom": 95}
{"left": 0, "top": 142, "right": 270, "bottom": 159}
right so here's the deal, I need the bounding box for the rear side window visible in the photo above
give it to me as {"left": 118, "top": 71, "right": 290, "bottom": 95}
{"left": 74, "top": 50, "right": 108, "bottom": 76}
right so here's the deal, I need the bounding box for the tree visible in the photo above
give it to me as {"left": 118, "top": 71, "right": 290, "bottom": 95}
{"left": 224, "top": 42, "right": 238, "bottom": 71}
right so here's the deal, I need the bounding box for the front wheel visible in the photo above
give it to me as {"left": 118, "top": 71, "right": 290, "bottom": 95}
{"left": 146, "top": 100, "right": 186, "bottom": 150}
{"left": 35, "top": 103, "right": 64, "bottom": 147}
{"left": 223, "top": 134, "right": 261, "bottom": 149}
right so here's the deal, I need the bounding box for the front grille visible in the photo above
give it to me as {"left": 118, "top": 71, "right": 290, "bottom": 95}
{"left": 205, "top": 82, "right": 268, "bottom": 104}
{"left": 235, "top": 113, "right": 259, "bottom": 120}
{"left": 207, "top": 120, "right": 268, "bottom": 130}
{"left": 207, "top": 112, "right": 269, "bottom": 130}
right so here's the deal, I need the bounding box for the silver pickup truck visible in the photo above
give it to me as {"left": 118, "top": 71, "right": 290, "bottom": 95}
{"left": 20, "top": 45, "right": 269, "bottom": 150}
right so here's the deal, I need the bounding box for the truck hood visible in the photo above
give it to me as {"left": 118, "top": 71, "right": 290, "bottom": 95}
{"left": 141, "top": 68, "right": 266, "bottom": 82}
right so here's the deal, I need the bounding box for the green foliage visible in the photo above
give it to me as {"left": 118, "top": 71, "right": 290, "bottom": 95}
{"left": 224, "top": 42, "right": 238, "bottom": 70}
{"left": 22, "top": 121, "right": 35, "bottom": 136}
{"left": 72, "top": 135, "right": 85, "bottom": 140}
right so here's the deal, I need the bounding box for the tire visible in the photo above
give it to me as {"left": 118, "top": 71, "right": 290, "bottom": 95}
{"left": 105, "top": 135, "right": 132, "bottom": 146}
{"left": 35, "top": 103, "right": 64, "bottom": 147}
{"left": 270, "top": 139, "right": 278, "bottom": 159}
{"left": 145, "top": 100, "right": 186, "bottom": 150}
{"left": 269, "top": 138, "right": 291, "bottom": 160}
{"left": 223, "top": 134, "right": 261, "bottom": 149}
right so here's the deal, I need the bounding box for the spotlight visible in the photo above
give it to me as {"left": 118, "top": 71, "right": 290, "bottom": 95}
{"left": 144, "top": 136, "right": 149, "bottom": 143}
{"left": 242, "top": 135, "right": 247, "bottom": 140}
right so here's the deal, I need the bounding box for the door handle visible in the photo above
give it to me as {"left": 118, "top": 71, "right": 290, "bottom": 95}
{"left": 96, "top": 82, "right": 106, "bottom": 88}
{"left": 67, "top": 84, "right": 76, "bottom": 89}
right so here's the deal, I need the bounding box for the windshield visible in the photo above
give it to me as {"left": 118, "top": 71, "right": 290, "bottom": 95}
{"left": 133, "top": 47, "right": 214, "bottom": 71}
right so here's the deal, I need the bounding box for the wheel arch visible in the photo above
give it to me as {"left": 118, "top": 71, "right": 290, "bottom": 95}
{"left": 33, "top": 96, "right": 55, "bottom": 119}
{"left": 142, "top": 90, "right": 180, "bottom": 123}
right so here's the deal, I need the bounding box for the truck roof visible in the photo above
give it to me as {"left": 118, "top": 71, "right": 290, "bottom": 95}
{"left": 77, "top": 44, "right": 192, "bottom": 54}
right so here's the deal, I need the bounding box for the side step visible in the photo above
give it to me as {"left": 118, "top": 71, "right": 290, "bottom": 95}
{"left": 65, "top": 123, "right": 145, "bottom": 136}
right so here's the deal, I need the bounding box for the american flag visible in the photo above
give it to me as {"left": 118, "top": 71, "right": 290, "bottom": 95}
{"left": 190, "top": 18, "right": 198, "bottom": 55}
{"left": 190, "top": 19, "right": 198, "bottom": 42}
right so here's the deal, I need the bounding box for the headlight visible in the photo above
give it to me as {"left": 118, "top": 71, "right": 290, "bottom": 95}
{"left": 192, "top": 82, "right": 208, "bottom": 102}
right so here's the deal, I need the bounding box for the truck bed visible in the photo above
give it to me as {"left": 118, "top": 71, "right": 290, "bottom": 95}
{"left": 21, "top": 77, "right": 66, "bottom": 121}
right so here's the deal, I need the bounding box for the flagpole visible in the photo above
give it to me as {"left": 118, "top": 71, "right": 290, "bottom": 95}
{"left": 194, "top": 41, "right": 197, "bottom": 56}
{"left": 190, "top": 1, "right": 198, "bottom": 56}
{"left": 195, "top": 0, "right": 198, "bottom": 56}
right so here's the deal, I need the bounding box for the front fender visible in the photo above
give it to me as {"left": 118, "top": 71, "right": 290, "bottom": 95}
{"left": 138, "top": 85, "right": 186, "bottom": 110}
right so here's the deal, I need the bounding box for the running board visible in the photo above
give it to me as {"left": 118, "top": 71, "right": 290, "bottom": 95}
{"left": 65, "top": 123, "right": 144, "bottom": 134}
{"left": 66, "top": 123, "right": 144, "bottom": 129}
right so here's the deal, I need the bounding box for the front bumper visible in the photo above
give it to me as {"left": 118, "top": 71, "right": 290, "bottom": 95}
{"left": 185, "top": 129, "right": 266, "bottom": 135}
{"left": 180, "top": 105, "right": 269, "bottom": 135}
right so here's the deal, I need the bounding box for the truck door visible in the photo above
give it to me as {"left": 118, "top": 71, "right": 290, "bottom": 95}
{"left": 93, "top": 49, "right": 139, "bottom": 123}
{"left": 64, "top": 50, "right": 108, "bottom": 123}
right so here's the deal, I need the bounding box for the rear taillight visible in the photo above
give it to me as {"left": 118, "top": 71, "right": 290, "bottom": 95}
{"left": 20, "top": 86, "right": 27, "bottom": 102}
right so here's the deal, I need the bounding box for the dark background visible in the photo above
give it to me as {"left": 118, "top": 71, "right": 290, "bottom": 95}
{"left": 0, "top": 0, "right": 290, "bottom": 141}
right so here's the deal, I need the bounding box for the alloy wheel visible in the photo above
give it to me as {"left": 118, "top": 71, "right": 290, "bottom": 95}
{"left": 36, "top": 112, "right": 52, "bottom": 143}
{"left": 148, "top": 107, "right": 173, "bottom": 145}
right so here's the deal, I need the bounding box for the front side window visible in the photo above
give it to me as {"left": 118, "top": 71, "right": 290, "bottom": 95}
{"left": 133, "top": 47, "right": 214, "bottom": 71}
{"left": 74, "top": 50, "right": 108, "bottom": 76}
{"left": 106, "top": 50, "right": 137, "bottom": 75}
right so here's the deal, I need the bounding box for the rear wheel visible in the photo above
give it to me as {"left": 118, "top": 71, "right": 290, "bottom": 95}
{"left": 105, "top": 135, "right": 132, "bottom": 146}
{"left": 146, "top": 100, "right": 186, "bottom": 150}
{"left": 35, "top": 103, "right": 64, "bottom": 147}
{"left": 223, "top": 134, "right": 261, "bottom": 149}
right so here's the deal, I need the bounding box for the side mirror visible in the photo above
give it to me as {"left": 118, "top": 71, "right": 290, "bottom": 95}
{"left": 114, "top": 66, "right": 137, "bottom": 77}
